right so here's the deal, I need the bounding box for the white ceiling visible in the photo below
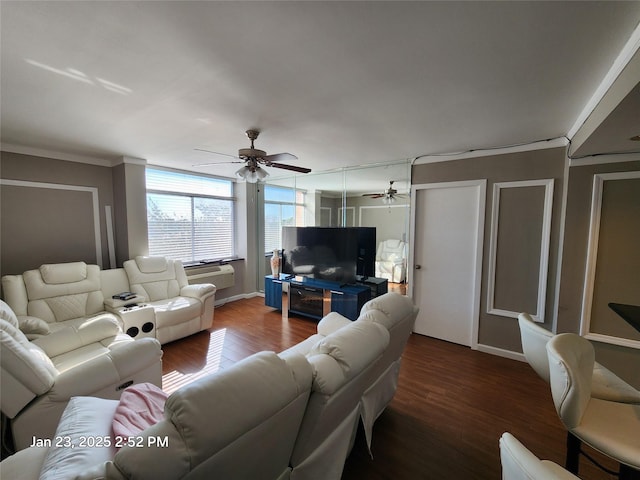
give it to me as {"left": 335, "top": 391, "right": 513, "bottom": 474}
{"left": 1, "top": 1, "right": 640, "bottom": 189}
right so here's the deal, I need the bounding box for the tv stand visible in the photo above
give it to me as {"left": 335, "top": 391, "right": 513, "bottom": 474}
{"left": 264, "top": 275, "right": 372, "bottom": 321}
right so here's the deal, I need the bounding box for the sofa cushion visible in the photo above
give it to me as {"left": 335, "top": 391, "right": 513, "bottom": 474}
{"left": 360, "top": 292, "right": 416, "bottom": 330}
{"left": 40, "top": 262, "right": 87, "bottom": 285}
{"left": 308, "top": 321, "right": 389, "bottom": 394}
{"left": 39, "top": 396, "right": 119, "bottom": 480}
{"left": 149, "top": 297, "right": 202, "bottom": 328}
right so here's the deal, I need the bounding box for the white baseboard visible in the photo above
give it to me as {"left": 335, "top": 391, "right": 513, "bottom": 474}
{"left": 476, "top": 343, "right": 526, "bottom": 363}
{"left": 214, "top": 292, "right": 262, "bottom": 307}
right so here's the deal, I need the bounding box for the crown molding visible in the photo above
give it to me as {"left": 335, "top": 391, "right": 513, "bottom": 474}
{"left": 1, "top": 143, "right": 116, "bottom": 167}
{"left": 412, "top": 137, "right": 568, "bottom": 165}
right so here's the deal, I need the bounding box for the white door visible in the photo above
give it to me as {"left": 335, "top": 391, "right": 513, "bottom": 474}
{"left": 410, "top": 180, "right": 486, "bottom": 347}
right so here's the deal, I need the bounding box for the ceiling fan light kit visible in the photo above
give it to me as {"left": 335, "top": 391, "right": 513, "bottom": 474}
{"left": 235, "top": 164, "right": 269, "bottom": 183}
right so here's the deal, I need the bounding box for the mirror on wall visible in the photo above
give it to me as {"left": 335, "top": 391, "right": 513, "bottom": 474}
{"left": 258, "top": 160, "right": 411, "bottom": 294}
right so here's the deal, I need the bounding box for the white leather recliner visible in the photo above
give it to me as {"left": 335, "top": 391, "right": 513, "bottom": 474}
{"left": 374, "top": 239, "right": 407, "bottom": 283}
{"left": 0, "top": 351, "right": 313, "bottom": 480}
{"left": 2, "top": 262, "right": 122, "bottom": 332}
{"left": 123, "top": 256, "right": 216, "bottom": 344}
{"left": 0, "top": 300, "right": 162, "bottom": 451}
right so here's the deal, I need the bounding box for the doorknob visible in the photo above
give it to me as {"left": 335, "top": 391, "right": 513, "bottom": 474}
{"left": 415, "top": 265, "right": 422, "bottom": 270}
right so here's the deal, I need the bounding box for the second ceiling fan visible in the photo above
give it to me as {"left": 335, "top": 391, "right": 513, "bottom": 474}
{"left": 363, "top": 180, "right": 407, "bottom": 204}
{"left": 195, "top": 129, "right": 311, "bottom": 183}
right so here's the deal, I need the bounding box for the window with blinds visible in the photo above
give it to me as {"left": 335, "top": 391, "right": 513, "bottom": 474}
{"left": 264, "top": 185, "right": 306, "bottom": 253}
{"left": 146, "top": 168, "right": 235, "bottom": 262}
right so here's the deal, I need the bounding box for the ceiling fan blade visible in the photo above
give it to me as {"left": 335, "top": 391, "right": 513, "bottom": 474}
{"left": 363, "top": 193, "right": 384, "bottom": 198}
{"left": 194, "top": 148, "right": 239, "bottom": 159}
{"left": 262, "top": 152, "right": 298, "bottom": 163}
{"left": 268, "top": 162, "right": 312, "bottom": 174}
{"left": 193, "top": 160, "right": 245, "bottom": 167}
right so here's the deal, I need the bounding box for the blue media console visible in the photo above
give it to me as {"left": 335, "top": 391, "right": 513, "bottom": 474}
{"left": 264, "top": 274, "right": 387, "bottom": 321}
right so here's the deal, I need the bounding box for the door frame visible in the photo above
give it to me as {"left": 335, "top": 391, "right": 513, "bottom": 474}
{"left": 409, "top": 179, "right": 486, "bottom": 349}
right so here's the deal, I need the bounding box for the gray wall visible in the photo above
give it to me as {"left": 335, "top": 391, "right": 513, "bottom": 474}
{"left": 412, "top": 146, "right": 566, "bottom": 352}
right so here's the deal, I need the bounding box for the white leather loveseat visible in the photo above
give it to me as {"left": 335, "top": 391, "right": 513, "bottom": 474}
{"left": 0, "top": 300, "right": 162, "bottom": 451}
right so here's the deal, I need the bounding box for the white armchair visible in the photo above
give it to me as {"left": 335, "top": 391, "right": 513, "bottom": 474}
{"left": 123, "top": 256, "right": 216, "bottom": 344}
{"left": 374, "top": 239, "right": 407, "bottom": 283}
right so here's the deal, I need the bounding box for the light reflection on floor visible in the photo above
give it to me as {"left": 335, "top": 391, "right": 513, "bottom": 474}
{"left": 161, "top": 328, "right": 227, "bottom": 394}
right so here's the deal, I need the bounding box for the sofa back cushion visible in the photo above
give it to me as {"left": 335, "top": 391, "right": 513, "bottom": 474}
{"left": 123, "top": 256, "right": 187, "bottom": 301}
{"left": 21, "top": 263, "right": 105, "bottom": 323}
{"left": 112, "top": 351, "right": 313, "bottom": 480}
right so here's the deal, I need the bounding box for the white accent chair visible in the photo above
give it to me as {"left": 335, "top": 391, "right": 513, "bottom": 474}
{"left": 499, "top": 432, "right": 580, "bottom": 480}
{"left": 0, "top": 300, "right": 162, "bottom": 451}
{"left": 546, "top": 333, "right": 640, "bottom": 479}
{"left": 0, "top": 351, "right": 313, "bottom": 480}
{"left": 518, "top": 312, "right": 640, "bottom": 403}
{"left": 374, "top": 239, "right": 407, "bottom": 283}
{"left": 123, "top": 256, "right": 216, "bottom": 344}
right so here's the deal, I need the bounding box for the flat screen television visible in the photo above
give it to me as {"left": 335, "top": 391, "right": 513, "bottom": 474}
{"left": 282, "top": 226, "right": 376, "bottom": 284}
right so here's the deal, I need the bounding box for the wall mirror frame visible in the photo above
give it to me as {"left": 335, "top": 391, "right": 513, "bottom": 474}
{"left": 256, "top": 159, "right": 412, "bottom": 293}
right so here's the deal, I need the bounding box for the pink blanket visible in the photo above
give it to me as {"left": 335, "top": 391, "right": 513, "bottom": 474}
{"left": 112, "top": 382, "right": 169, "bottom": 440}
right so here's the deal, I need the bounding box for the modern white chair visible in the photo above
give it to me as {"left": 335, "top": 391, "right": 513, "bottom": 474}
{"left": 499, "top": 432, "right": 580, "bottom": 480}
{"left": 518, "top": 313, "right": 640, "bottom": 404}
{"left": 374, "top": 239, "right": 407, "bottom": 283}
{"left": 546, "top": 333, "right": 640, "bottom": 479}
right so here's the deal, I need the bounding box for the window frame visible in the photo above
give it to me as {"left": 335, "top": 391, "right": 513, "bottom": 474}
{"left": 145, "top": 167, "right": 236, "bottom": 264}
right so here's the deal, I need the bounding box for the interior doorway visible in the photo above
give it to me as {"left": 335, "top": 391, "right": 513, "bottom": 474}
{"left": 410, "top": 180, "right": 486, "bottom": 347}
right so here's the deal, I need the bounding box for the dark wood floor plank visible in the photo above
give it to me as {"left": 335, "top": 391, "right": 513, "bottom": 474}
{"left": 161, "top": 296, "right": 617, "bottom": 480}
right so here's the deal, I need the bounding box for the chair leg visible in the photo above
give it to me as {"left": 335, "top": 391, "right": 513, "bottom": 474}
{"left": 566, "top": 432, "right": 581, "bottom": 474}
{"left": 619, "top": 464, "right": 640, "bottom": 480}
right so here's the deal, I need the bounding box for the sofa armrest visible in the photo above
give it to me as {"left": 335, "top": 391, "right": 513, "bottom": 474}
{"left": 32, "top": 314, "right": 122, "bottom": 358}
{"left": 317, "top": 312, "right": 352, "bottom": 336}
{"left": 180, "top": 283, "right": 216, "bottom": 300}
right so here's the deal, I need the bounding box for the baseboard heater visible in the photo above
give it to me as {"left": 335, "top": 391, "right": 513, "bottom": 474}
{"left": 186, "top": 264, "right": 235, "bottom": 290}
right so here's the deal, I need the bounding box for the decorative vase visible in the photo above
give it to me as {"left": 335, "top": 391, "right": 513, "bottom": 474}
{"left": 270, "top": 249, "right": 281, "bottom": 277}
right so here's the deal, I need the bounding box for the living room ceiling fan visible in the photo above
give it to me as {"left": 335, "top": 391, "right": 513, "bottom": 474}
{"left": 363, "top": 180, "right": 407, "bottom": 204}
{"left": 194, "top": 129, "right": 311, "bottom": 183}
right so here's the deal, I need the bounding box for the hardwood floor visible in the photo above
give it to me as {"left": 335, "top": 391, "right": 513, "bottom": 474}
{"left": 161, "top": 296, "right": 618, "bottom": 480}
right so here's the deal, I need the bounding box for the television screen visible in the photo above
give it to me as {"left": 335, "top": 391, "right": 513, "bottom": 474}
{"left": 282, "top": 227, "right": 359, "bottom": 284}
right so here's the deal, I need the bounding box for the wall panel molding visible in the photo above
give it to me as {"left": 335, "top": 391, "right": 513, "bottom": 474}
{"left": 487, "top": 179, "right": 554, "bottom": 322}
{"left": 581, "top": 171, "right": 640, "bottom": 349}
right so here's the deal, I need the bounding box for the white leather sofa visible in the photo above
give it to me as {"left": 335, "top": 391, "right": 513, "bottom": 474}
{"left": 0, "top": 351, "right": 313, "bottom": 480}
{"left": 0, "top": 300, "right": 162, "bottom": 451}
{"left": 2, "top": 258, "right": 216, "bottom": 345}
{"left": 284, "top": 292, "right": 418, "bottom": 453}
{"left": 1, "top": 292, "right": 418, "bottom": 479}
{"left": 285, "top": 319, "right": 390, "bottom": 480}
